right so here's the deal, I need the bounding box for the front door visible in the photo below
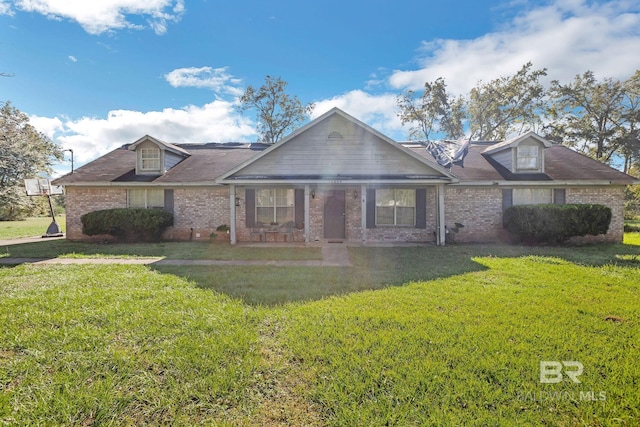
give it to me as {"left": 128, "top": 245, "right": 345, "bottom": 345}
{"left": 324, "top": 190, "right": 346, "bottom": 239}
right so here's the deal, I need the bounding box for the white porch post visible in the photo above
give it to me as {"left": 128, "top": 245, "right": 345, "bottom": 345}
{"left": 304, "top": 185, "right": 310, "bottom": 244}
{"left": 437, "top": 184, "right": 446, "bottom": 246}
{"left": 230, "top": 184, "right": 237, "bottom": 245}
{"left": 361, "top": 184, "right": 367, "bottom": 243}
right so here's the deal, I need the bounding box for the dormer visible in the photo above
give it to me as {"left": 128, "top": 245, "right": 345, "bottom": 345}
{"left": 128, "top": 135, "right": 190, "bottom": 175}
{"left": 483, "top": 131, "right": 553, "bottom": 174}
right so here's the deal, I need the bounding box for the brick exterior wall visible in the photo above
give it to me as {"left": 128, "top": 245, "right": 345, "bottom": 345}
{"left": 65, "top": 187, "right": 127, "bottom": 240}
{"left": 444, "top": 187, "right": 506, "bottom": 243}
{"left": 65, "top": 184, "right": 626, "bottom": 244}
{"left": 164, "top": 187, "right": 230, "bottom": 240}
{"left": 443, "top": 185, "right": 625, "bottom": 243}
{"left": 566, "top": 186, "right": 625, "bottom": 243}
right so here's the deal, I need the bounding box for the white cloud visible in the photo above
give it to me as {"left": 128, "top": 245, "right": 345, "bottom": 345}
{"left": 309, "top": 0, "right": 640, "bottom": 141}
{"left": 389, "top": 0, "right": 640, "bottom": 95}
{"left": 164, "top": 66, "right": 244, "bottom": 97}
{"left": 0, "top": 1, "right": 14, "bottom": 15}
{"left": 68, "top": 55, "right": 77, "bottom": 62}
{"left": 30, "top": 101, "right": 257, "bottom": 173}
{"left": 312, "top": 90, "right": 403, "bottom": 139}
{"left": 14, "top": 0, "right": 185, "bottom": 35}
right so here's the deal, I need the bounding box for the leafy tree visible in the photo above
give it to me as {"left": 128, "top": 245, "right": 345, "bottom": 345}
{"left": 468, "top": 62, "right": 547, "bottom": 140}
{"left": 545, "top": 71, "right": 626, "bottom": 162}
{"left": 238, "top": 76, "right": 315, "bottom": 143}
{"left": 619, "top": 70, "right": 640, "bottom": 173}
{"left": 0, "top": 102, "right": 62, "bottom": 220}
{"left": 396, "top": 77, "right": 465, "bottom": 141}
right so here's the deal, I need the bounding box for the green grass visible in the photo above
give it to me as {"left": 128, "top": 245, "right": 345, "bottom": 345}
{"left": 0, "top": 265, "right": 260, "bottom": 425}
{"left": 283, "top": 257, "right": 640, "bottom": 426}
{"left": 1, "top": 243, "right": 639, "bottom": 425}
{"left": 0, "top": 216, "right": 64, "bottom": 240}
{"left": 0, "top": 240, "right": 322, "bottom": 261}
{"left": 625, "top": 232, "right": 640, "bottom": 246}
{"left": 158, "top": 241, "right": 640, "bottom": 305}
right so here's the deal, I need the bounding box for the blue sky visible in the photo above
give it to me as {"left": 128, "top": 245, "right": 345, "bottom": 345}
{"left": 1, "top": 0, "right": 639, "bottom": 174}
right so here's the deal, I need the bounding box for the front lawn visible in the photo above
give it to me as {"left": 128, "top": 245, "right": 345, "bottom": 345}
{"left": 1, "top": 243, "right": 639, "bottom": 425}
{"left": 0, "top": 239, "right": 322, "bottom": 261}
{"left": 0, "top": 216, "right": 64, "bottom": 240}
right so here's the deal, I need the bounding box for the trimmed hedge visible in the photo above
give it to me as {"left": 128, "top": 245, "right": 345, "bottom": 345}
{"left": 503, "top": 204, "right": 611, "bottom": 244}
{"left": 81, "top": 208, "right": 173, "bottom": 242}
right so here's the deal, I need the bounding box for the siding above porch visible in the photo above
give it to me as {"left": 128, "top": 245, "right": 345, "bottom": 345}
{"left": 217, "top": 108, "right": 456, "bottom": 185}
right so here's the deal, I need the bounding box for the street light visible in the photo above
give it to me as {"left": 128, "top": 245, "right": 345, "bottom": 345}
{"left": 63, "top": 148, "right": 74, "bottom": 173}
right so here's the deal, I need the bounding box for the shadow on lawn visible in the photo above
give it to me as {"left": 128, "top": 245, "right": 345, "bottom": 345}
{"left": 151, "top": 246, "right": 496, "bottom": 306}
{"left": 153, "top": 242, "right": 640, "bottom": 306}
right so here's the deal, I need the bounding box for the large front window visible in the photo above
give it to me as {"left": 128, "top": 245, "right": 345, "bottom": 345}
{"left": 128, "top": 188, "right": 164, "bottom": 208}
{"left": 376, "top": 189, "right": 415, "bottom": 226}
{"left": 513, "top": 188, "right": 552, "bottom": 205}
{"left": 256, "top": 189, "right": 294, "bottom": 224}
{"left": 140, "top": 148, "right": 160, "bottom": 171}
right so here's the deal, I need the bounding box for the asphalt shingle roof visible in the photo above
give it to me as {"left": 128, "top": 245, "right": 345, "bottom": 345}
{"left": 54, "top": 140, "right": 637, "bottom": 186}
{"left": 407, "top": 143, "right": 636, "bottom": 184}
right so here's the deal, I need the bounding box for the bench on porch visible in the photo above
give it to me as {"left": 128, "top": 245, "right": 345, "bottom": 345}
{"left": 250, "top": 221, "right": 297, "bottom": 242}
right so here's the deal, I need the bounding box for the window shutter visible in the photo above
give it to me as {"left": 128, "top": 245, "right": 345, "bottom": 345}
{"left": 366, "top": 188, "right": 376, "bottom": 229}
{"left": 294, "top": 188, "right": 304, "bottom": 228}
{"left": 164, "top": 189, "right": 174, "bottom": 214}
{"left": 554, "top": 189, "right": 566, "bottom": 205}
{"left": 502, "top": 189, "right": 513, "bottom": 211}
{"left": 415, "top": 188, "right": 427, "bottom": 229}
{"left": 245, "top": 189, "right": 256, "bottom": 227}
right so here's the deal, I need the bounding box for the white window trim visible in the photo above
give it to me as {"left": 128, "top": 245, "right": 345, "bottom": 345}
{"left": 375, "top": 189, "right": 416, "bottom": 227}
{"left": 140, "top": 148, "right": 161, "bottom": 172}
{"left": 127, "top": 188, "right": 164, "bottom": 209}
{"left": 512, "top": 188, "right": 553, "bottom": 206}
{"left": 255, "top": 188, "right": 295, "bottom": 224}
{"left": 515, "top": 145, "right": 541, "bottom": 171}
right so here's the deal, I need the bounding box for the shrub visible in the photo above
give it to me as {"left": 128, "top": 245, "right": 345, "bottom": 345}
{"left": 81, "top": 208, "right": 173, "bottom": 242}
{"left": 503, "top": 204, "right": 611, "bottom": 244}
{"left": 624, "top": 223, "right": 640, "bottom": 233}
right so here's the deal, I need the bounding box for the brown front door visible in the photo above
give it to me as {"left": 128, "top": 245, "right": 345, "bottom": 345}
{"left": 324, "top": 190, "right": 346, "bottom": 239}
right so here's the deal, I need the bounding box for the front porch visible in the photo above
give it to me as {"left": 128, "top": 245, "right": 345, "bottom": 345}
{"left": 228, "top": 185, "right": 449, "bottom": 246}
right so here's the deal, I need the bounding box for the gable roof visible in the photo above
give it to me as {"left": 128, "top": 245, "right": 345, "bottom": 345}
{"left": 53, "top": 143, "right": 266, "bottom": 186}
{"left": 128, "top": 135, "right": 191, "bottom": 157}
{"left": 483, "top": 131, "right": 553, "bottom": 155}
{"left": 408, "top": 142, "right": 637, "bottom": 185}
{"left": 217, "top": 107, "right": 457, "bottom": 184}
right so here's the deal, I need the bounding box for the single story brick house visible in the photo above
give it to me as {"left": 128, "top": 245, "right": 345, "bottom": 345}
{"left": 54, "top": 108, "right": 638, "bottom": 244}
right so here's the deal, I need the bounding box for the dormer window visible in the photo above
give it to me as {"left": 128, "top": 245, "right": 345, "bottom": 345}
{"left": 483, "top": 132, "right": 552, "bottom": 174}
{"left": 140, "top": 148, "right": 160, "bottom": 171}
{"left": 516, "top": 145, "right": 540, "bottom": 170}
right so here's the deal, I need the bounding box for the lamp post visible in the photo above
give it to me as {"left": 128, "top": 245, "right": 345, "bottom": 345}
{"left": 63, "top": 148, "right": 74, "bottom": 173}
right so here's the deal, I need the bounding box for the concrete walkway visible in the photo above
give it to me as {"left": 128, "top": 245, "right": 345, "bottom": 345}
{"left": 0, "top": 240, "right": 352, "bottom": 267}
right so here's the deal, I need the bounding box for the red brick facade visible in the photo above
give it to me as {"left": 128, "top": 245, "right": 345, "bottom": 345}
{"left": 64, "top": 184, "right": 626, "bottom": 244}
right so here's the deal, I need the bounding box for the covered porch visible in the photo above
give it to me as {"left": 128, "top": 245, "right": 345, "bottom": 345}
{"left": 227, "top": 183, "right": 450, "bottom": 246}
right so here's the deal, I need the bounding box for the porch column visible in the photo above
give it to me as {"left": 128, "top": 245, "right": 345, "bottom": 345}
{"left": 437, "top": 184, "right": 446, "bottom": 246}
{"left": 304, "top": 185, "right": 310, "bottom": 244}
{"left": 361, "top": 184, "right": 367, "bottom": 243}
{"left": 230, "top": 184, "right": 237, "bottom": 245}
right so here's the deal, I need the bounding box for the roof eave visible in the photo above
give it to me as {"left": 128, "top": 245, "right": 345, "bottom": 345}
{"left": 452, "top": 180, "right": 635, "bottom": 186}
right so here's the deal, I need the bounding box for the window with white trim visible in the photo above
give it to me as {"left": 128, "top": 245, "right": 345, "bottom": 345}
{"left": 140, "top": 148, "right": 161, "bottom": 171}
{"left": 516, "top": 145, "right": 540, "bottom": 170}
{"left": 376, "top": 189, "right": 415, "bottom": 226}
{"left": 256, "top": 189, "right": 294, "bottom": 224}
{"left": 127, "top": 189, "right": 164, "bottom": 208}
{"left": 513, "top": 188, "right": 552, "bottom": 205}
